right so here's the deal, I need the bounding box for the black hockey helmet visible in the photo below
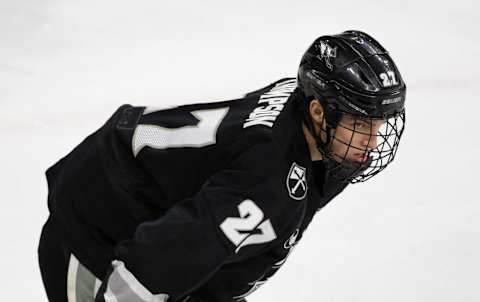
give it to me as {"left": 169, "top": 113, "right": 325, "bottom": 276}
{"left": 297, "top": 30, "right": 406, "bottom": 183}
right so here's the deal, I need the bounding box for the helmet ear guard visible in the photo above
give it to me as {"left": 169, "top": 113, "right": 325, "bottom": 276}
{"left": 297, "top": 30, "right": 406, "bottom": 183}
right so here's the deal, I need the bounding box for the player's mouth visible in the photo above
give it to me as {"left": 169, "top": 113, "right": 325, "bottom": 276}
{"left": 352, "top": 153, "right": 370, "bottom": 163}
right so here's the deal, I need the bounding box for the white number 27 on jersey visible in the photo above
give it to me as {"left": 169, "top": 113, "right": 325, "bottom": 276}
{"left": 132, "top": 107, "right": 229, "bottom": 156}
{"left": 220, "top": 200, "right": 277, "bottom": 253}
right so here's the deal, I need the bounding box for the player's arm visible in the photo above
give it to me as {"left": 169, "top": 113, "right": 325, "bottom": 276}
{"left": 94, "top": 143, "right": 285, "bottom": 302}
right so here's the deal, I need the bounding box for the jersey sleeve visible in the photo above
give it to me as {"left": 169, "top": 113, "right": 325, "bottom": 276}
{"left": 95, "top": 140, "right": 290, "bottom": 302}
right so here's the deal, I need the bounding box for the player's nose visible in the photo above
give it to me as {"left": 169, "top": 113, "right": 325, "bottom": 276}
{"left": 363, "top": 134, "right": 378, "bottom": 151}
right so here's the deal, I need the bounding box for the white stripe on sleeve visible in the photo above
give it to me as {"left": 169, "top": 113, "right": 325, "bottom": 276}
{"left": 67, "top": 254, "right": 79, "bottom": 302}
{"left": 103, "top": 260, "right": 169, "bottom": 302}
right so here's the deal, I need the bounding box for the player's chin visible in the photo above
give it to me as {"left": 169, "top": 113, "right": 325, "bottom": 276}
{"left": 330, "top": 153, "right": 362, "bottom": 165}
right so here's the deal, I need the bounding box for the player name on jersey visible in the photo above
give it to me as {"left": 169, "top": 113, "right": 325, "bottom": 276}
{"left": 243, "top": 79, "right": 297, "bottom": 129}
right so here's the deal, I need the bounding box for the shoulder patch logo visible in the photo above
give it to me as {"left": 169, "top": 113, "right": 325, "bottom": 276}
{"left": 286, "top": 162, "right": 308, "bottom": 200}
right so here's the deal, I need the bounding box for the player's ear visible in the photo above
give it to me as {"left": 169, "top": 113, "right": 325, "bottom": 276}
{"left": 309, "top": 99, "right": 324, "bottom": 124}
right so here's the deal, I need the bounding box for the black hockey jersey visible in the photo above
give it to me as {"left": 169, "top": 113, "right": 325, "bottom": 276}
{"left": 45, "top": 78, "right": 349, "bottom": 302}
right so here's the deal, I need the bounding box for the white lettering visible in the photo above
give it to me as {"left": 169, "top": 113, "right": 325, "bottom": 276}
{"left": 243, "top": 79, "right": 297, "bottom": 128}
{"left": 253, "top": 104, "right": 285, "bottom": 113}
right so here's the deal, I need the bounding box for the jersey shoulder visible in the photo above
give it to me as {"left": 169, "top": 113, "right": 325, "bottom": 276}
{"left": 243, "top": 77, "right": 296, "bottom": 98}
{"left": 104, "top": 77, "right": 302, "bottom": 176}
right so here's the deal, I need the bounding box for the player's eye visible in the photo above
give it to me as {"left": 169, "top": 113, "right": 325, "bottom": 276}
{"left": 354, "top": 120, "right": 367, "bottom": 129}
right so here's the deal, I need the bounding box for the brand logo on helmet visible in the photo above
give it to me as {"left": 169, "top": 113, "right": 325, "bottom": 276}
{"left": 286, "top": 163, "right": 308, "bottom": 200}
{"left": 315, "top": 41, "right": 337, "bottom": 71}
{"left": 381, "top": 96, "right": 403, "bottom": 105}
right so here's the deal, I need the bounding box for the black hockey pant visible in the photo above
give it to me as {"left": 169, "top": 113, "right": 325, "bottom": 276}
{"left": 38, "top": 217, "right": 102, "bottom": 302}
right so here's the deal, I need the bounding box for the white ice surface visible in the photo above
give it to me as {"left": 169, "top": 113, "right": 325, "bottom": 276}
{"left": 1, "top": 0, "right": 479, "bottom": 301}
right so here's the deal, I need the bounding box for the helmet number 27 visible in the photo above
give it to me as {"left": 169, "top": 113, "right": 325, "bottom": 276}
{"left": 379, "top": 71, "right": 398, "bottom": 87}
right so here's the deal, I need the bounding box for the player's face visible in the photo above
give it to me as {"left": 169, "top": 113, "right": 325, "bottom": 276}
{"left": 329, "top": 114, "right": 385, "bottom": 164}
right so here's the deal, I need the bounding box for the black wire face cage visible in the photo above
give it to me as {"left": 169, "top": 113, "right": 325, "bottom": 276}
{"left": 321, "top": 109, "right": 406, "bottom": 183}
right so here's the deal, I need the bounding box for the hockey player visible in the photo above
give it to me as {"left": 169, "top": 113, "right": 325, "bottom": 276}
{"left": 38, "top": 30, "right": 406, "bottom": 302}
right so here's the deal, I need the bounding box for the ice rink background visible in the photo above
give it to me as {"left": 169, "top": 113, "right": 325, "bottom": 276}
{"left": 1, "top": 0, "right": 479, "bottom": 301}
